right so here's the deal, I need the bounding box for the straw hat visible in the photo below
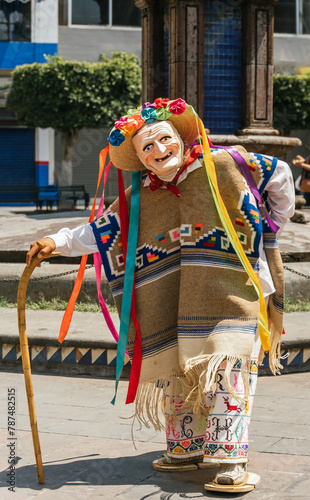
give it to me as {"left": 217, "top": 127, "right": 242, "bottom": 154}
{"left": 108, "top": 98, "right": 200, "bottom": 171}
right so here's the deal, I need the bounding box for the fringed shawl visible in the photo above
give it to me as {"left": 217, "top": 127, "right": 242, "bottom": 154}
{"left": 91, "top": 147, "right": 284, "bottom": 430}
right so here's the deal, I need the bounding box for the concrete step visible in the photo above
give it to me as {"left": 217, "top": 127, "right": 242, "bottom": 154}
{"left": 1, "top": 261, "right": 310, "bottom": 305}
{"left": 0, "top": 262, "right": 114, "bottom": 304}
{"left": 0, "top": 308, "right": 309, "bottom": 377}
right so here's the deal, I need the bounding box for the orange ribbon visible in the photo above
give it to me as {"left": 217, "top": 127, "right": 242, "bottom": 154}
{"left": 58, "top": 145, "right": 109, "bottom": 343}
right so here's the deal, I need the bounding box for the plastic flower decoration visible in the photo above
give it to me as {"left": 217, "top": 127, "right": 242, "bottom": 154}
{"left": 108, "top": 98, "right": 186, "bottom": 146}
{"left": 154, "top": 97, "right": 170, "bottom": 108}
{"left": 108, "top": 128, "right": 126, "bottom": 146}
{"left": 141, "top": 107, "right": 157, "bottom": 123}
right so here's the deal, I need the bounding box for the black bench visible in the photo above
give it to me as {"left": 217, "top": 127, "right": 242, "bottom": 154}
{"left": 58, "top": 185, "right": 90, "bottom": 210}
{"left": 0, "top": 186, "right": 59, "bottom": 210}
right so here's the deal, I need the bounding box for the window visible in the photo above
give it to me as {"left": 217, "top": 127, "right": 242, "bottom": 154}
{"left": 275, "top": 0, "right": 310, "bottom": 34}
{"left": 59, "top": 0, "right": 68, "bottom": 26}
{"left": 0, "top": 0, "right": 31, "bottom": 42}
{"left": 70, "top": 0, "right": 141, "bottom": 27}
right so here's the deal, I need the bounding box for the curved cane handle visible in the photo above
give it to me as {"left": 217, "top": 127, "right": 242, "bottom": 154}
{"left": 18, "top": 252, "right": 60, "bottom": 310}
{"left": 17, "top": 251, "right": 59, "bottom": 484}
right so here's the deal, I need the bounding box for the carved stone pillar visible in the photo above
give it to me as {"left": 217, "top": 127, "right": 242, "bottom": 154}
{"left": 240, "top": 0, "right": 279, "bottom": 135}
{"left": 135, "top": 0, "right": 166, "bottom": 102}
{"left": 168, "top": 0, "right": 204, "bottom": 117}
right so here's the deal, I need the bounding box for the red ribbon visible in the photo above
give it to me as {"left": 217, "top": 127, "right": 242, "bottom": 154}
{"left": 117, "top": 170, "right": 143, "bottom": 404}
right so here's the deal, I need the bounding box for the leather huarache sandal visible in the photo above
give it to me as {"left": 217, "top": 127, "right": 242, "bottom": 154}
{"left": 204, "top": 463, "right": 261, "bottom": 493}
{"left": 152, "top": 453, "right": 204, "bottom": 472}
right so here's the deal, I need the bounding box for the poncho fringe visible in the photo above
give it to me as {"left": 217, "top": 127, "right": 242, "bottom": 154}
{"left": 134, "top": 353, "right": 252, "bottom": 431}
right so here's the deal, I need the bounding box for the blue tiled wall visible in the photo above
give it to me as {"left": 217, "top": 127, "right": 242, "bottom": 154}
{"left": 203, "top": 0, "right": 242, "bottom": 134}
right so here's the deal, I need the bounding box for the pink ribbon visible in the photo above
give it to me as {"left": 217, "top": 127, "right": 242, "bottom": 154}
{"left": 94, "top": 161, "right": 127, "bottom": 354}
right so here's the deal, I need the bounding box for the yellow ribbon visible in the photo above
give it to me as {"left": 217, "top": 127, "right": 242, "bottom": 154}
{"left": 198, "top": 117, "right": 270, "bottom": 351}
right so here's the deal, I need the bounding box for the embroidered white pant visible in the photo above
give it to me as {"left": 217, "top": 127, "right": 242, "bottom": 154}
{"left": 164, "top": 331, "right": 261, "bottom": 464}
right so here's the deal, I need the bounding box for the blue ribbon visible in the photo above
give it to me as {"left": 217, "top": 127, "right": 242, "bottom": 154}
{"left": 111, "top": 171, "right": 141, "bottom": 405}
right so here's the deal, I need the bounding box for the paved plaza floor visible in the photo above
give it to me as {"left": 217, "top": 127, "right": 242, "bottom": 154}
{"left": 0, "top": 207, "right": 310, "bottom": 498}
{"left": 1, "top": 370, "right": 310, "bottom": 499}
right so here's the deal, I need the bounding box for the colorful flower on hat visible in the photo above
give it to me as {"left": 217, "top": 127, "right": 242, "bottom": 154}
{"left": 115, "top": 116, "right": 128, "bottom": 129}
{"left": 130, "top": 113, "right": 144, "bottom": 128}
{"left": 141, "top": 107, "right": 157, "bottom": 123}
{"left": 156, "top": 107, "right": 171, "bottom": 121}
{"left": 108, "top": 128, "right": 125, "bottom": 146}
{"left": 141, "top": 102, "right": 156, "bottom": 110}
{"left": 109, "top": 98, "right": 189, "bottom": 147}
{"left": 121, "top": 114, "right": 144, "bottom": 136}
{"left": 154, "top": 97, "right": 169, "bottom": 109}
{"left": 126, "top": 108, "right": 140, "bottom": 116}
{"left": 169, "top": 98, "right": 186, "bottom": 115}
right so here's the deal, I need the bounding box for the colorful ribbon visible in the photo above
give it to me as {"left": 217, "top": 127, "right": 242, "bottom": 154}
{"left": 117, "top": 170, "right": 142, "bottom": 404}
{"left": 112, "top": 170, "right": 141, "bottom": 405}
{"left": 93, "top": 161, "right": 124, "bottom": 350}
{"left": 58, "top": 146, "right": 109, "bottom": 344}
{"left": 207, "top": 139, "right": 279, "bottom": 234}
{"left": 198, "top": 119, "right": 271, "bottom": 351}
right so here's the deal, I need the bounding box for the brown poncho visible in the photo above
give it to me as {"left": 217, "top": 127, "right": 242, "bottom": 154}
{"left": 91, "top": 147, "right": 284, "bottom": 429}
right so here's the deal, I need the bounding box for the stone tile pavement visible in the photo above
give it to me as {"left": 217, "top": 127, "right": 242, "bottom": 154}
{"left": 0, "top": 370, "right": 310, "bottom": 499}
{"left": 0, "top": 204, "right": 310, "bottom": 498}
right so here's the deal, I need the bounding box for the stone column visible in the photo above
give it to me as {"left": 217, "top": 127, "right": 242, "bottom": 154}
{"left": 168, "top": 0, "right": 204, "bottom": 117}
{"left": 240, "top": 0, "right": 279, "bottom": 135}
{"left": 135, "top": 0, "right": 166, "bottom": 102}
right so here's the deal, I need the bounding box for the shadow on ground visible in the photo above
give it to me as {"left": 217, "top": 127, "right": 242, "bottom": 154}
{"left": 0, "top": 451, "right": 221, "bottom": 497}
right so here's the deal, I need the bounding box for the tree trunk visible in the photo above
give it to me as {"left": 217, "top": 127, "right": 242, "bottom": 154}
{"left": 55, "top": 128, "right": 79, "bottom": 187}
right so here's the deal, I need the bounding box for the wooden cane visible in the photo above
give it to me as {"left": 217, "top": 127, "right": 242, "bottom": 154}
{"left": 17, "top": 251, "right": 59, "bottom": 484}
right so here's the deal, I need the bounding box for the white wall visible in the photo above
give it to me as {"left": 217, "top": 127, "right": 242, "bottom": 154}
{"left": 274, "top": 34, "right": 310, "bottom": 74}
{"left": 58, "top": 26, "right": 141, "bottom": 62}
{"left": 31, "top": 0, "right": 58, "bottom": 44}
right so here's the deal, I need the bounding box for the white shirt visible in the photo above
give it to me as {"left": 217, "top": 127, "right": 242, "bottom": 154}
{"left": 48, "top": 156, "right": 295, "bottom": 298}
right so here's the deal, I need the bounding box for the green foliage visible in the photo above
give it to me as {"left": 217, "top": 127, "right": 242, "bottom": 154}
{"left": 6, "top": 53, "right": 142, "bottom": 131}
{"left": 1, "top": 294, "right": 309, "bottom": 314}
{"left": 273, "top": 74, "right": 310, "bottom": 134}
{"left": 0, "top": 295, "right": 117, "bottom": 313}
{"left": 299, "top": 67, "right": 310, "bottom": 76}
{"left": 284, "top": 297, "right": 310, "bottom": 313}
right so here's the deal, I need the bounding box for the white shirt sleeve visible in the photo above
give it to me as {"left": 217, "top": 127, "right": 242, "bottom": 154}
{"left": 258, "top": 157, "right": 295, "bottom": 297}
{"left": 46, "top": 224, "right": 98, "bottom": 257}
{"left": 263, "top": 158, "right": 295, "bottom": 234}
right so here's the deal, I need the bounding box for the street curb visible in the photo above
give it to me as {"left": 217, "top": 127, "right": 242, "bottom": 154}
{"left": 1, "top": 336, "right": 309, "bottom": 377}
{"left": 1, "top": 260, "right": 309, "bottom": 303}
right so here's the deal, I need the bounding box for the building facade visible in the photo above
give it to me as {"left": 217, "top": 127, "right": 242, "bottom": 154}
{"left": 0, "top": 0, "right": 309, "bottom": 205}
{"left": 0, "top": 0, "right": 140, "bottom": 204}
{"left": 274, "top": 0, "right": 310, "bottom": 74}
{"left": 0, "top": 0, "right": 58, "bottom": 201}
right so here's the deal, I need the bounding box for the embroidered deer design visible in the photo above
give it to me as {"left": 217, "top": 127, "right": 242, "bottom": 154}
{"left": 223, "top": 397, "right": 242, "bottom": 413}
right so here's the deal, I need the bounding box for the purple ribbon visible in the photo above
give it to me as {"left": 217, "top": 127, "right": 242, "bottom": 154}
{"left": 211, "top": 144, "right": 279, "bottom": 234}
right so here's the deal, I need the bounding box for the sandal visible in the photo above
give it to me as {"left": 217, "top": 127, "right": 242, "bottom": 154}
{"left": 205, "top": 463, "right": 261, "bottom": 493}
{"left": 152, "top": 453, "right": 203, "bottom": 472}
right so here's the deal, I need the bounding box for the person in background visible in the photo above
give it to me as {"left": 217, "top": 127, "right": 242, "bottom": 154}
{"left": 293, "top": 153, "right": 310, "bottom": 206}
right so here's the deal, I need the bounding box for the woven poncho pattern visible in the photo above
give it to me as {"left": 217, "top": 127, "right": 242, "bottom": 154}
{"left": 91, "top": 147, "right": 282, "bottom": 429}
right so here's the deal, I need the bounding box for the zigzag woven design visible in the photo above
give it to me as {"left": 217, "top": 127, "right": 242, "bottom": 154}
{"left": 0, "top": 343, "right": 130, "bottom": 367}
{"left": 0, "top": 342, "right": 309, "bottom": 370}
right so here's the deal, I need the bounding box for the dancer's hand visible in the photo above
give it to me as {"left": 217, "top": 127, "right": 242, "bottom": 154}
{"left": 292, "top": 155, "right": 305, "bottom": 166}
{"left": 26, "top": 238, "right": 56, "bottom": 267}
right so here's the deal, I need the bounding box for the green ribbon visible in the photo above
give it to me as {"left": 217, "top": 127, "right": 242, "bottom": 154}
{"left": 111, "top": 171, "right": 141, "bottom": 405}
